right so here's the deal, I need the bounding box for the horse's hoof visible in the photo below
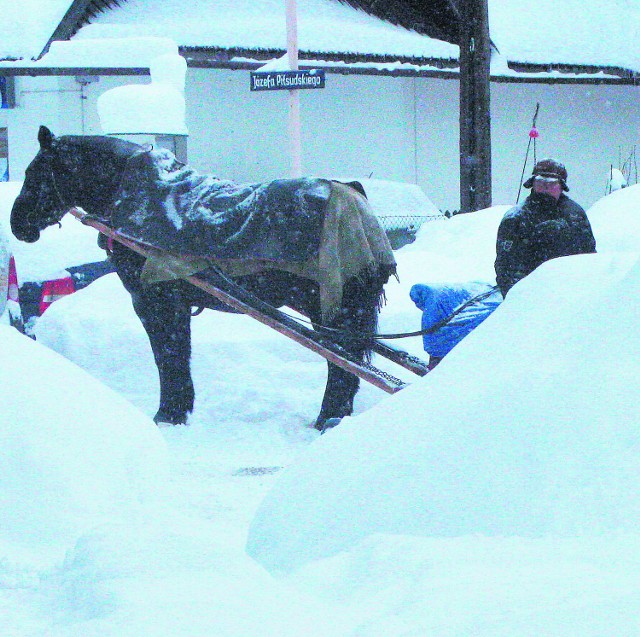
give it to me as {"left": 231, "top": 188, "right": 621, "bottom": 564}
{"left": 155, "top": 420, "right": 189, "bottom": 428}
{"left": 153, "top": 411, "right": 189, "bottom": 427}
{"left": 315, "top": 417, "right": 343, "bottom": 434}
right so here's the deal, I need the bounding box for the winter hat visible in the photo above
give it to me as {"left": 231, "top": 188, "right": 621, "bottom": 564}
{"left": 523, "top": 158, "right": 569, "bottom": 191}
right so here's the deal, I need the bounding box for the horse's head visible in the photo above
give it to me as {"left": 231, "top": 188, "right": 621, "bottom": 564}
{"left": 11, "top": 125, "right": 139, "bottom": 243}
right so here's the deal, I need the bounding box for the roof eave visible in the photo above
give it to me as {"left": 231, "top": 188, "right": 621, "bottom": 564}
{"left": 40, "top": 0, "right": 122, "bottom": 58}
{"left": 493, "top": 60, "right": 640, "bottom": 84}
{"left": 1, "top": 48, "right": 638, "bottom": 84}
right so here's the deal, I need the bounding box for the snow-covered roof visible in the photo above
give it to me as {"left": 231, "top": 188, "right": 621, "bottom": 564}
{"left": 73, "top": 0, "right": 459, "bottom": 63}
{"left": 0, "top": 0, "right": 638, "bottom": 80}
{"left": 489, "top": 0, "right": 640, "bottom": 76}
{"left": 0, "top": 0, "right": 71, "bottom": 60}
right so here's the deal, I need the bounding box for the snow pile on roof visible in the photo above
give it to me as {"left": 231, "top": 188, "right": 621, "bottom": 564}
{"left": 489, "top": 0, "right": 640, "bottom": 72}
{"left": 75, "top": 0, "right": 458, "bottom": 60}
{"left": 0, "top": 0, "right": 70, "bottom": 60}
{"left": 0, "top": 325, "right": 167, "bottom": 569}
{"left": 2, "top": 0, "right": 637, "bottom": 77}
{"left": 98, "top": 50, "right": 188, "bottom": 135}
{"left": 35, "top": 36, "right": 180, "bottom": 68}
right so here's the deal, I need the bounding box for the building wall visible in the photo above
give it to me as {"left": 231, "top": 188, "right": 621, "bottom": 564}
{"left": 491, "top": 82, "right": 640, "bottom": 209}
{"left": 184, "top": 69, "right": 420, "bottom": 188}
{"left": 3, "top": 76, "right": 85, "bottom": 180}
{"left": 4, "top": 70, "right": 639, "bottom": 213}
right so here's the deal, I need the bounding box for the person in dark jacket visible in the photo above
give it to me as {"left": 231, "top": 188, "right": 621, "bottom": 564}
{"left": 495, "top": 158, "right": 596, "bottom": 296}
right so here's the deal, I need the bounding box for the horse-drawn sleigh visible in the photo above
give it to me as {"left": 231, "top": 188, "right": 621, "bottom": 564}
{"left": 11, "top": 127, "right": 432, "bottom": 431}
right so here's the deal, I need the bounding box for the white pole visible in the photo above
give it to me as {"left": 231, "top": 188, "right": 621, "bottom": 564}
{"left": 285, "top": 0, "right": 302, "bottom": 177}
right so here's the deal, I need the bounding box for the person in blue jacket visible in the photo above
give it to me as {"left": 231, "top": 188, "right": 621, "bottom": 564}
{"left": 495, "top": 158, "right": 596, "bottom": 296}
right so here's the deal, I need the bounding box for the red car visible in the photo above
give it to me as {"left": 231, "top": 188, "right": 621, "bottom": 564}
{"left": 0, "top": 229, "right": 23, "bottom": 330}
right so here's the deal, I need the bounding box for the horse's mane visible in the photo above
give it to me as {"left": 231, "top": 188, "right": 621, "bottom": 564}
{"left": 56, "top": 134, "right": 142, "bottom": 159}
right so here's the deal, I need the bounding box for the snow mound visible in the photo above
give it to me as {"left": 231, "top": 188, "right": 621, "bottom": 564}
{"left": 587, "top": 183, "right": 640, "bottom": 253}
{"left": 0, "top": 326, "right": 167, "bottom": 568}
{"left": 247, "top": 251, "right": 640, "bottom": 573}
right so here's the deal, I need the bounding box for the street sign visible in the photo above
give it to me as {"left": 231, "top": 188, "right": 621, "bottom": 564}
{"left": 250, "top": 69, "right": 325, "bottom": 92}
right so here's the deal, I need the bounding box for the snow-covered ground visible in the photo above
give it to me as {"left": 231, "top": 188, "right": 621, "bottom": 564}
{"left": 2, "top": 184, "right": 640, "bottom": 635}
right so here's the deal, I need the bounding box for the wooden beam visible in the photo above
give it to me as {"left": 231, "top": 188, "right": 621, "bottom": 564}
{"left": 459, "top": 0, "right": 492, "bottom": 212}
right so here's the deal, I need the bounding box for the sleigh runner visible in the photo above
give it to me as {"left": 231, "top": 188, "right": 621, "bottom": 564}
{"left": 69, "top": 207, "right": 430, "bottom": 394}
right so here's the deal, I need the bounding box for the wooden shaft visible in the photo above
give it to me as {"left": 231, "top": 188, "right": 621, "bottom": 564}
{"left": 370, "top": 341, "right": 430, "bottom": 377}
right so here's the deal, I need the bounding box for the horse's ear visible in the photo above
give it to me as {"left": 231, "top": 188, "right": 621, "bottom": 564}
{"left": 38, "top": 125, "right": 55, "bottom": 150}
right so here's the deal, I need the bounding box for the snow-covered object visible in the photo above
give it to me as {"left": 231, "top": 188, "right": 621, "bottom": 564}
{"left": 35, "top": 36, "right": 180, "bottom": 68}
{"left": 149, "top": 52, "right": 187, "bottom": 92}
{"left": 607, "top": 168, "right": 628, "bottom": 192}
{"left": 247, "top": 249, "right": 640, "bottom": 573}
{"left": 0, "top": 326, "right": 168, "bottom": 567}
{"left": 98, "top": 44, "right": 188, "bottom": 135}
{"left": 98, "top": 83, "right": 187, "bottom": 135}
{"left": 345, "top": 178, "right": 441, "bottom": 220}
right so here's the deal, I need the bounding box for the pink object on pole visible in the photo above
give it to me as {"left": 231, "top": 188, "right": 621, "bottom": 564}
{"left": 286, "top": 0, "right": 302, "bottom": 177}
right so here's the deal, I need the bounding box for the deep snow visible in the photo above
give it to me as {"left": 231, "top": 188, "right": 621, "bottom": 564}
{"left": 1, "top": 184, "right": 640, "bottom": 634}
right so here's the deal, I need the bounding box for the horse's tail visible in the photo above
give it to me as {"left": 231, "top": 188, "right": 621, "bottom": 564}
{"left": 317, "top": 182, "right": 396, "bottom": 361}
{"left": 318, "top": 181, "right": 397, "bottom": 326}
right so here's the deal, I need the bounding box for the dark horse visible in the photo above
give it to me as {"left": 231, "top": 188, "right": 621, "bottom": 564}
{"left": 11, "top": 126, "right": 395, "bottom": 430}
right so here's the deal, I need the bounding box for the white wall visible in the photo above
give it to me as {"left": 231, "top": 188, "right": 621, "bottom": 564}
{"left": 184, "top": 70, "right": 419, "bottom": 187}
{"left": 5, "top": 76, "right": 84, "bottom": 181}
{"left": 491, "top": 82, "right": 640, "bottom": 209}
{"left": 5, "top": 70, "right": 639, "bottom": 213}
{"left": 414, "top": 78, "right": 460, "bottom": 212}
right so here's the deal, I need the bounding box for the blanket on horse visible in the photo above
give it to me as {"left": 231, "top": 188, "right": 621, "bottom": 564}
{"left": 113, "top": 148, "right": 331, "bottom": 261}
{"left": 111, "top": 149, "right": 396, "bottom": 319}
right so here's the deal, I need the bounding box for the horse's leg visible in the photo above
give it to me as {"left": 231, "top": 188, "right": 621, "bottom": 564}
{"left": 112, "top": 246, "right": 194, "bottom": 425}
{"left": 289, "top": 273, "right": 382, "bottom": 431}
{"left": 316, "top": 358, "right": 361, "bottom": 430}
{"left": 130, "top": 286, "right": 194, "bottom": 425}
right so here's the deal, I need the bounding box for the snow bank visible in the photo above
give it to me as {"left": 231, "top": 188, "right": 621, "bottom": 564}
{"left": 587, "top": 183, "right": 640, "bottom": 252}
{"left": 247, "top": 248, "right": 640, "bottom": 573}
{"left": 3, "top": 181, "right": 640, "bottom": 633}
{"left": 0, "top": 326, "right": 167, "bottom": 568}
